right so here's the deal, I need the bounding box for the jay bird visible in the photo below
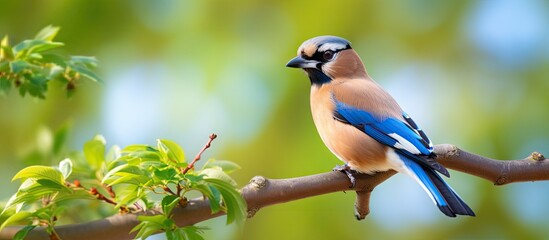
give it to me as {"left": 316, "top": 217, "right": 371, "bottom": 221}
{"left": 286, "top": 36, "right": 474, "bottom": 217}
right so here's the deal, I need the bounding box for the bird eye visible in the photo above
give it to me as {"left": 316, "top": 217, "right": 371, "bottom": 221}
{"left": 323, "top": 50, "right": 334, "bottom": 61}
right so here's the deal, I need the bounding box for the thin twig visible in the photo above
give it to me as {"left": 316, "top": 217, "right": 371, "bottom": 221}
{"left": 103, "top": 184, "right": 116, "bottom": 198}
{"left": 163, "top": 186, "right": 177, "bottom": 196}
{"left": 70, "top": 181, "right": 120, "bottom": 207}
{"left": 89, "top": 188, "right": 117, "bottom": 206}
{"left": 181, "top": 133, "right": 217, "bottom": 174}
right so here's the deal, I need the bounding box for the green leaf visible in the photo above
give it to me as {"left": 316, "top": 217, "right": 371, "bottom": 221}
{"left": 103, "top": 164, "right": 144, "bottom": 184}
{"left": 124, "top": 150, "right": 162, "bottom": 164}
{"left": 0, "top": 211, "right": 32, "bottom": 231}
{"left": 12, "top": 166, "right": 64, "bottom": 185}
{"left": 70, "top": 56, "right": 98, "bottom": 68}
{"left": 191, "top": 183, "right": 221, "bottom": 213}
{"left": 0, "top": 61, "right": 9, "bottom": 71}
{"left": 153, "top": 168, "right": 178, "bottom": 182}
{"left": 40, "top": 53, "right": 67, "bottom": 68}
{"left": 18, "top": 81, "right": 27, "bottom": 97}
{"left": 180, "top": 226, "right": 206, "bottom": 240}
{"left": 115, "top": 186, "right": 145, "bottom": 207}
{"left": 9, "top": 60, "right": 39, "bottom": 73}
{"left": 35, "top": 179, "right": 69, "bottom": 192}
{"left": 202, "top": 159, "right": 241, "bottom": 174}
{"left": 104, "top": 170, "right": 150, "bottom": 187}
{"left": 32, "top": 207, "right": 52, "bottom": 222}
{"left": 132, "top": 215, "right": 170, "bottom": 240}
{"left": 121, "top": 144, "right": 156, "bottom": 153}
{"left": 83, "top": 135, "right": 106, "bottom": 170}
{"left": 157, "top": 139, "right": 185, "bottom": 164}
{"left": 14, "top": 40, "right": 64, "bottom": 55}
{"left": 133, "top": 222, "right": 162, "bottom": 240}
{"left": 0, "top": 36, "right": 14, "bottom": 60}
{"left": 1, "top": 35, "right": 7, "bottom": 46}
{"left": 0, "top": 76, "right": 11, "bottom": 97}
{"left": 105, "top": 145, "right": 121, "bottom": 163}
{"left": 161, "top": 195, "right": 180, "bottom": 216}
{"left": 200, "top": 167, "right": 237, "bottom": 186}
{"left": 129, "top": 222, "right": 148, "bottom": 238}
{"left": 207, "top": 185, "right": 222, "bottom": 213}
{"left": 14, "top": 182, "right": 64, "bottom": 200}
{"left": 3, "top": 182, "right": 57, "bottom": 211}
{"left": 58, "top": 158, "right": 72, "bottom": 179}
{"left": 184, "top": 173, "right": 204, "bottom": 183}
{"left": 165, "top": 229, "right": 179, "bottom": 240}
{"left": 13, "top": 225, "right": 36, "bottom": 240}
{"left": 28, "top": 53, "right": 43, "bottom": 60}
{"left": 53, "top": 189, "right": 96, "bottom": 203}
{"left": 25, "top": 75, "right": 48, "bottom": 99}
{"left": 47, "top": 66, "right": 66, "bottom": 83}
{"left": 70, "top": 64, "right": 102, "bottom": 83}
{"left": 204, "top": 178, "right": 246, "bottom": 225}
{"left": 51, "top": 205, "right": 65, "bottom": 218}
{"left": 34, "top": 25, "right": 60, "bottom": 41}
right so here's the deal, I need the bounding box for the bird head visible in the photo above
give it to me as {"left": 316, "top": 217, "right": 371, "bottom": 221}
{"left": 286, "top": 36, "right": 367, "bottom": 85}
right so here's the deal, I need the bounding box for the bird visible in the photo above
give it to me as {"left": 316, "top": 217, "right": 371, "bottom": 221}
{"left": 286, "top": 36, "right": 475, "bottom": 217}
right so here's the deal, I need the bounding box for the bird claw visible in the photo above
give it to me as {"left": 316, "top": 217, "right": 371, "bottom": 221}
{"left": 333, "top": 164, "right": 357, "bottom": 188}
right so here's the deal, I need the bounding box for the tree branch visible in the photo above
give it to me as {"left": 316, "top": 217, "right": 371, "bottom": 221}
{"left": 1, "top": 144, "right": 548, "bottom": 240}
{"left": 434, "top": 144, "right": 547, "bottom": 185}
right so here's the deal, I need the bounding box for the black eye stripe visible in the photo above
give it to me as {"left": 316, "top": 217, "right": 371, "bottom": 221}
{"left": 300, "top": 44, "right": 351, "bottom": 61}
{"left": 311, "top": 43, "right": 351, "bottom": 62}
{"left": 312, "top": 49, "right": 339, "bottom": 62}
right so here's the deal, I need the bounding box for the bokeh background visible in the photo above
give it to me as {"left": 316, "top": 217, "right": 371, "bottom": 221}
{"left": 1, "top": 0, "right": 549, "bottom": 239}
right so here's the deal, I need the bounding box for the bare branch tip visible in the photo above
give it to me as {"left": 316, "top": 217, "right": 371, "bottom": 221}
{"left": 530, "top": 152, "right": 545, "bottom": 161}
{"left": 182, "top": 133, "right": 218, "bottom": 174}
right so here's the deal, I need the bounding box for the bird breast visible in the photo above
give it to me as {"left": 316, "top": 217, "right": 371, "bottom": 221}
{"left": 310, "top": 84, "right": 392, "bottom": 174}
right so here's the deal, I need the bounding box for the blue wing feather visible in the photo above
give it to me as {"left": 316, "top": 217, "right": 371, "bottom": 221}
{"left": 334, "top": 99, "right": 449, "bottom": 177}
{"left": 335, "top": 100, "right": 432, "bottom": 155}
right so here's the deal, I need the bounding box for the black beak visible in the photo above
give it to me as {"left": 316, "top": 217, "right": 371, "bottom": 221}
{"left": 286, "top": 56, "right": 319, "bottom": 69}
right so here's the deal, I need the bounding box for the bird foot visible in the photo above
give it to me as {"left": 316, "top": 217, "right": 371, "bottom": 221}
{"left": 333, "top": 164, "right": 357, "bottom": 188}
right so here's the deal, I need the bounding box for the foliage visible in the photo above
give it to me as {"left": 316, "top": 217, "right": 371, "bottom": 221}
{"left": 0, "top": 25, "right": 101, "bottom": 99}
{"left": 0, "top": 135, "right": 245, "bottom": 240}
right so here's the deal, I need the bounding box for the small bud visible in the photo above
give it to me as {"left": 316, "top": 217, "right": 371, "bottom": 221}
{"left": 67, "top": 81, "right": 75, "bottom": 90}
{"left": 119, "top": 206, "right": 129, "bottom": 214}
{"left": 106, "top": 185, "right": 115, "bottom": 198}
{"left": 179, "top": 197, "right": 188, "bottom": 207}
{"left": 531, "top": 152, "right": 545, "bottom": 161}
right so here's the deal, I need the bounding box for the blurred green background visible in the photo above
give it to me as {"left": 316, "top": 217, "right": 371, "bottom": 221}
{"left": 1, "top": 0, "right": 549, "bottom": 239}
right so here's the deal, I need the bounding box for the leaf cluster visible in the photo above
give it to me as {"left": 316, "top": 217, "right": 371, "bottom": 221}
{"left": 0, "top": 25, "right": 101, "bottom": 99}
{"left": 117, "top": 139, "right": 246, "bottom": 239}
{"left": 0, "top": 136, "right": 245, "bottom": 240}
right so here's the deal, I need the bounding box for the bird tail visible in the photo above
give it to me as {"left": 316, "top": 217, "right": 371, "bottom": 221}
{"left": 398, "top": 153, "right": 475, "bottom": 217}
